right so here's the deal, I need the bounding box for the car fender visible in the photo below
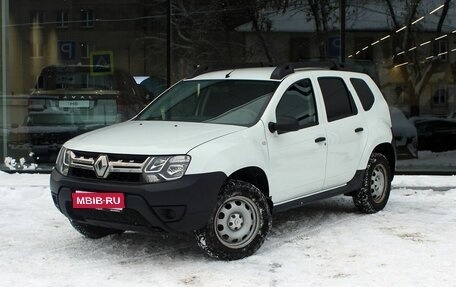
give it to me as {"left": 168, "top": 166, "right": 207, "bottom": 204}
{"left": 357, "top": 112, "right": 393, "bottom": 170}
{"left": 185, "top": 122, "right": 269, "bottom": 178}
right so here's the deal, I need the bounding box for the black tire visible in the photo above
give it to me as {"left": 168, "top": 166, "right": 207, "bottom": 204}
{"left": 352, "top": 153, "right": 392, "bottom": 214}
{"left": 70, "top": 220, "right": 124, "bottom": 239}
{"left": 194, "top": 179, "right": 272, "bottom": 261}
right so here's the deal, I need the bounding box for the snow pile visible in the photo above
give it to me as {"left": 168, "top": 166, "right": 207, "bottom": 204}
{"left": 0, "top": 173, "right": 455, "bottom": 286}
{"left": 4, "top": 156, "right": 39, "bottom": 171}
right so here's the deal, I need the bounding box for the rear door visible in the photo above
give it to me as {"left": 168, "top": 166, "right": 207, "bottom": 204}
{"left": 317, "top": 76, "right": 368, "bottom": 189}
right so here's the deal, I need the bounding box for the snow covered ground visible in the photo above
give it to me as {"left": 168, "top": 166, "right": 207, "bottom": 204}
{"left": 1, "top": 172, "right": 455, "bottom": 287}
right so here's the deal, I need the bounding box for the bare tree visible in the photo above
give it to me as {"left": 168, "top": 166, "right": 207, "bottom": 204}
{"left": 258, "top": 0, "right": 366, "bottom": 59}
{"left": 384, "top": 0, "right": 452, "bottom": 116}
{"left": 300, "top": 0, "right": 340, "bottom": 57}
{"left": 221, "top": 0, "right": 294, "bottom": 63}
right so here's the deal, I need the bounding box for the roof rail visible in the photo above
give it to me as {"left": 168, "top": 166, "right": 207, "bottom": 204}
{"left": 270, "top": 61, "right": 339, "bottom": 80}
{"left": 187, "top": 61, "right": 341, "bottom": 80}
{"left": 187, "top": 62, "right": 273, "bottom": 79}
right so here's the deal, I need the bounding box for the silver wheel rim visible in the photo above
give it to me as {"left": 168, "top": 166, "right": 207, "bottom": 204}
{"left": 370, "top": 164, "right": 387, "bottom": 203}
{"left": 214, "top": 196, "right": 260, "bottom": 249}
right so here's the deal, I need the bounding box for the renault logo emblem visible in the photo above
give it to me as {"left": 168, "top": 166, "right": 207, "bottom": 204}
{"left": 94, "top": 155, "right": 109, "bottom": 178}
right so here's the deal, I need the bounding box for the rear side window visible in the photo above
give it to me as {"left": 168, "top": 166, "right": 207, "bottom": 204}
{"left": 318, "top": 77, "right": 357, "bottom": 122}
{"left": 350, "top": 78, "right": 375, "bottom": 111}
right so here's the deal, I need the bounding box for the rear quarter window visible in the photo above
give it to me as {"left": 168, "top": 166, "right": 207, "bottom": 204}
{"left": 350, "top": 78, "right": 375, "bottom": 111}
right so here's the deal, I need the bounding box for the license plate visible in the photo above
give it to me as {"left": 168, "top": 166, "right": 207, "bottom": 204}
{"left": 59, "top": 100, "right": 90, "bottom": 108}
{"left": 72, "top": 191, "right": 125, "bottom": 209}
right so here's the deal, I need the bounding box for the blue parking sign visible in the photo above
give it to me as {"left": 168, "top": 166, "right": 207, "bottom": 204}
{"left": 58, "top": 41, "right": 76, "bottom": 60}
{"left": 327, "top": 36, "right": 341, "bottom": 58}
{"left": 90, "top": 51, "right": 114, "bottom": 75}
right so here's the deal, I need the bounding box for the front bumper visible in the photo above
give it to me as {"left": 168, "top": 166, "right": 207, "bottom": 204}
{"left": 50, "top": 170, "right": 226, "bottom": 233}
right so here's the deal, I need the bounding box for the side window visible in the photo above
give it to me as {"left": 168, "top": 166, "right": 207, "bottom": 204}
{"left": 318, "top": 77, "right": 357, "bottom": 122}
{"left": 350, "top": 78, "right": 375, "bottom": 111}
{"left": 276, "top": 79, "right": 318, "bottom": 128}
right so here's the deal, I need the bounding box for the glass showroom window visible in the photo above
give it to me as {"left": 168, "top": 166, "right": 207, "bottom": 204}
{"left": 2, "top": 1, "right": 167, "bottom": 171}
{"left": 2, "top": 0, "right": 456, "bottom": 174}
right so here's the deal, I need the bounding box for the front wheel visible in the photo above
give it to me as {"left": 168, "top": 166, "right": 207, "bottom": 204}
{"left": 352, "top": 153, "right": 392, "bottom": 213}
{"left": 194, "top": 179, "right": 272, "bottom": 260}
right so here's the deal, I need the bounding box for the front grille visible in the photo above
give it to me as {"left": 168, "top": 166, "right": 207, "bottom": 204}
{"left": 69, "top": 167, "right": 95, "bottom": 179}
{"left": 68, "top": 150, "right": 150, "bottom": 183}
{"left": 72, "top": 150, "right": 148, "bottom": 163}
{"left": 69, "top": 168, "right": 143, "bottom": 182}
{"left": 107, "top": 172, "right": 142, "bottom": 183}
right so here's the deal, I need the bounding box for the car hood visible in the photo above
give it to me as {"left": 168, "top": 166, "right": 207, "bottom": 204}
{"left": 64, "top": 121, "right": 246, "bottom": 155}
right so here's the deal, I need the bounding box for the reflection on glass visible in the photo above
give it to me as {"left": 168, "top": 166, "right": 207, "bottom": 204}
{"left": 1, "top": 0, "right": 456, "bottom": 173}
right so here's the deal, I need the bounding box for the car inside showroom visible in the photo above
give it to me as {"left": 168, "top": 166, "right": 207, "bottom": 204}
{"left": 1, "top": 0, "right": 456, "bottom": 174}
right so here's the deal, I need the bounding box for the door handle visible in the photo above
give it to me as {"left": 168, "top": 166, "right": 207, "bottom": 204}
{"left": 315, "top": 137, "right": 326, "bottom": 143}
{"left": 355, "top": 127, "right": 364, "bottom": 133}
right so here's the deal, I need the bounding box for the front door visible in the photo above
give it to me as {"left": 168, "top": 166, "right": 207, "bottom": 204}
{"left": 266, "top": 79, "right": 327, "bottom": 204}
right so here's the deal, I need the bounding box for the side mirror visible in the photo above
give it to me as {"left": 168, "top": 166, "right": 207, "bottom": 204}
{"left": 268, "top": 116, "right": 300, "bottom": 134}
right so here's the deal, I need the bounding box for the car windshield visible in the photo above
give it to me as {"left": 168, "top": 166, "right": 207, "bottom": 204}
{"left": 136, "top": 80, "right": 279, "bottom": 126}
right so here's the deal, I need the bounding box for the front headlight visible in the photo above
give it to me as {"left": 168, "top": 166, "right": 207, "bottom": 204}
{"left": 143, "top": 155, "right": 191, "bottom": 183}
{"left": 55, "top": 147, "right": 71, "bottom": 176}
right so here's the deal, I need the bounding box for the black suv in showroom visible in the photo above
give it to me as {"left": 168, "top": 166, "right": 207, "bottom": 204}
{"left": 8, "top": 65, "right": 150, "bottom": 165}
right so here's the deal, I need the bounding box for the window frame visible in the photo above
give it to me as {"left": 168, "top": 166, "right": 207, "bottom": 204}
{"left": 80, "top": 9, "right": 94, "bottom": 28}
{"left": 56, "top": 10, "right": 69, "bottom": 29}
{"left": 350, "top": 77, "right": 375, "bottom": 111}
{"left": 432, "top": 84, "right": 448, "bottom": 107}
{"left": 275, "top": 78, "right": 319, "bottom": 130}
{"left": 318, "top": 77, "right": 358, "bottom": 122}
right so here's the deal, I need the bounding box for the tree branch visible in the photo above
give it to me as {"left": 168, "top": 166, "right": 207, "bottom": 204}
{"left": 384, "top": 0, "right": 399, "bottom": 29}
{"left": 437, "top": 0, "right": 451, "bottom": 33}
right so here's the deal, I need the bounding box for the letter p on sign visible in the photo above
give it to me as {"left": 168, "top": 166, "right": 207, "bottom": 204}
{"left": 58, "top": 41, "right": 76, "bottom": 60}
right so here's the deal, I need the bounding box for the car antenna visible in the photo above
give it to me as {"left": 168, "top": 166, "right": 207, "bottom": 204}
{"left": 225, "top": 69, "right": 235, "bottom": 78}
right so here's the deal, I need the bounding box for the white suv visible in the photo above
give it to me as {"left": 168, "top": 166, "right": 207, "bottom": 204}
{"left": 51, "top": 63, "right": 395, "bottom": 260}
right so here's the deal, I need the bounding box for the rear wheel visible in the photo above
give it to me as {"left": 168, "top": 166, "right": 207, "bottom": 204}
{"left": 194, "top": 179, "right": 272, "bottom": 260}
{"left": 352, "top": 153, "right": 391, "bottom": 213}
{"left": 70, "top": 220, "right": 124, "bottom": 239}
